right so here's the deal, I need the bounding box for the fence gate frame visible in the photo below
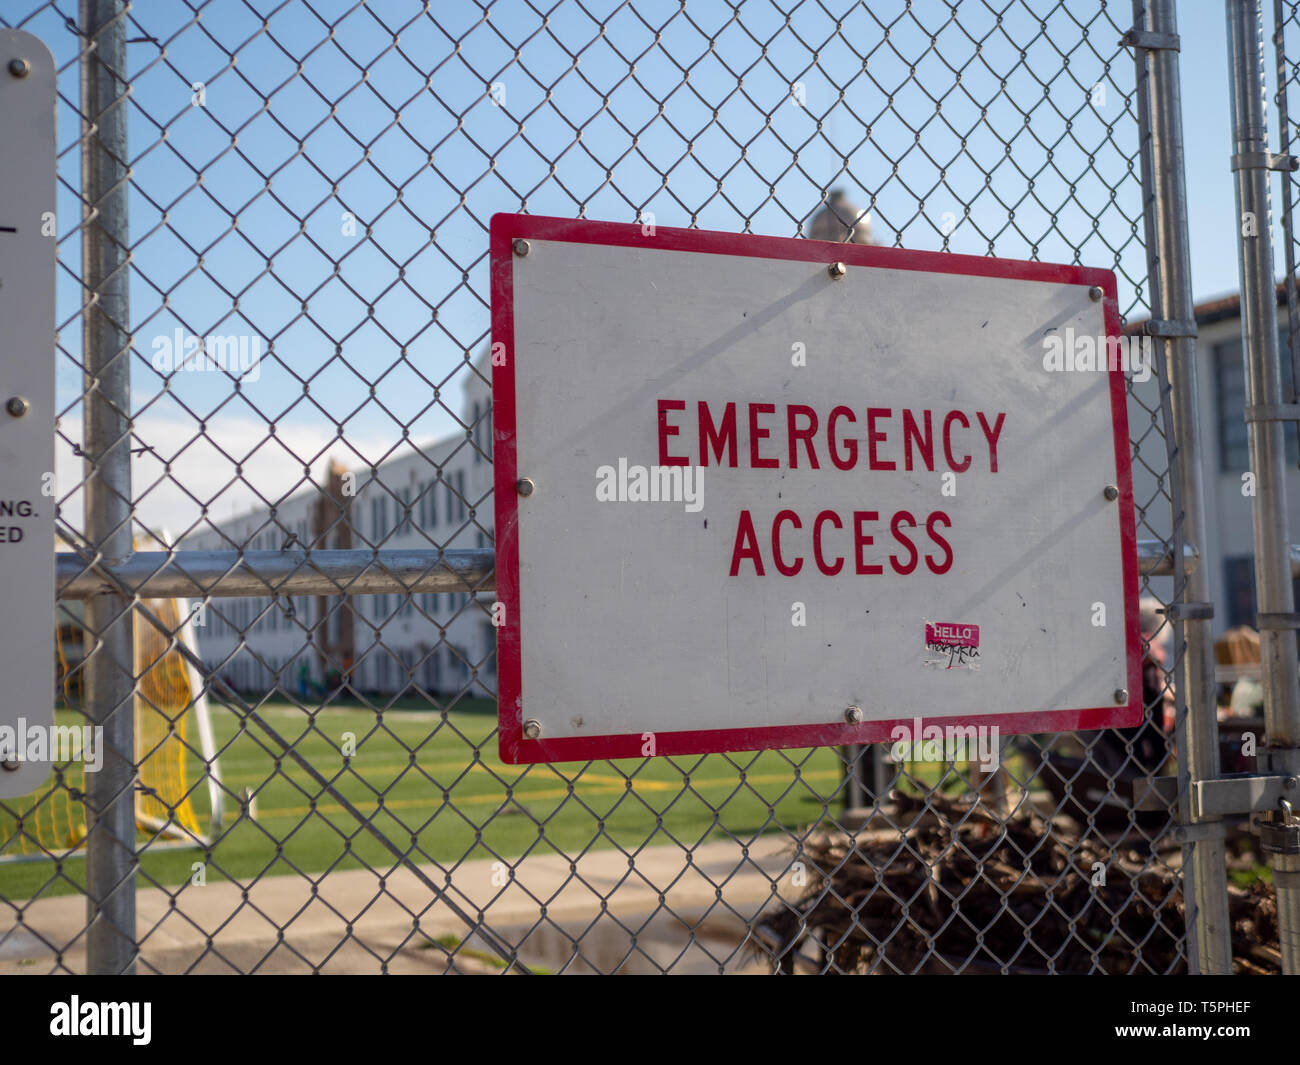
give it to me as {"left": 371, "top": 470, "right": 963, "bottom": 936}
{"left": 7, "top": 0, "right": 1300, "bottom": 974}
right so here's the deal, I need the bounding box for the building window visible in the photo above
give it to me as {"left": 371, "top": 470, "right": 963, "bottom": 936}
{"left": 1216, "top": 331, "right": 1299, "bottom": 472}
{"left": 425, "top": 648, "right": 441, "bottom": 692}
{"left": 1224, "top": 554, "right": 1300, "bottom": 632}
{"left": 482, "top": 622, "right": 496, "bottom": 675}
{"left": 370, "top": 493, "right": 386, "bottom": 541}
{"left": 472, "top": 400, "right": 491, "bottom": 464}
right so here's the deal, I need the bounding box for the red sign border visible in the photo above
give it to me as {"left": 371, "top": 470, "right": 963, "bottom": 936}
{"left": 491, "top": 212, "right": 1143, "bottom": 764}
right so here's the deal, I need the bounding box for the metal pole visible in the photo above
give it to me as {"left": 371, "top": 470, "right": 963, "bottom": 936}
{"left": 842, "top": 745, "right": 866, "bottom": 815}
{"left": 1226, "top": 0, "right": 1300, "bottom": 973}
{"left": 50, "top": 540, "right": 1194, "bottom": 600}
{"left": 1132, "top": 0, "right": 1234, "bottom": 973}
{"left": 80, "top": 0, "right": 136, "bottom": 975}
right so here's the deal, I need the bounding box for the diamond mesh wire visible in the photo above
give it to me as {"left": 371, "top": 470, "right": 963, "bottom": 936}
{"left": 0, "top": 0, "right": 1195, "bottom": 974}
{"left": 1279, "top": 0, "right": 1300, "bottom": 416}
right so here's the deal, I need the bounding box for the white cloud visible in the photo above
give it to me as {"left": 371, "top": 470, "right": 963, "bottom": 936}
{"left": 54, "top": 411, "right": 405, "bottom": 542}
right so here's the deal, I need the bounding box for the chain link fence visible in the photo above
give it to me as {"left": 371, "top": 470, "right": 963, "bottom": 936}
{"left": 1278, "top": 0, "right": 1300, "bottom": 434}
{"left": 0, "top": 0, "right": 1251, "bottom": 974}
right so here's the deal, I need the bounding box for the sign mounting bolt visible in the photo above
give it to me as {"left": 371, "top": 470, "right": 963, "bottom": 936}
{"left": 1113, "top": 688, "right": 1129, "bottom": 704}
{"left": 522, "top": 719, "right": 542, "bottom": 740}
{"left": 6, "top": 396, "right": 30, "bottom": 418}
{"left": 516, "top": 477, "right": 535, "bottom": 497}
{"left": 1089, "top": 285, "right": 1103, "bottom": 301}
{"left": 1103, "top": 484, "right": 1118, "bottom": 501}
{"left": 844, "top": 705, "right": 863, "bottom": 724}
{"left": 8, "top": 57, "right": 30, "bottom": 78}
{"left": 828, "top": 261, "right": 847, "bottom": 280}
{"left": 0, "top": 756, "right": 19, "bottom": 772}
{"left": 513, "top": 238, "right": 530, "bottom": 257}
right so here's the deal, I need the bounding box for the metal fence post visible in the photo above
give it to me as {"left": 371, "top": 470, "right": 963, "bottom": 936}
{"left": 1131, "top": 0, "right": 1234, "bottom": 973}
{"left": 80, "top": 0, "right": 136, "bottom": 975}
{"left": 1225, "top": 0, "right": 1300, "bottom": 974}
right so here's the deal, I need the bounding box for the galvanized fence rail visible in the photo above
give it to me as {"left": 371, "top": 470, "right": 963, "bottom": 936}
{"left": 0, "top": 0, "right": 1278, "bottom": 974}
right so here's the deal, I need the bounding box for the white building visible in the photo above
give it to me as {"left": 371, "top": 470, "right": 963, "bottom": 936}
{"left": 1131, "top": 284, "right": 1300, "bottom": 636}
{"left": 182, "top": 350, "right": 496, "bottom": 699}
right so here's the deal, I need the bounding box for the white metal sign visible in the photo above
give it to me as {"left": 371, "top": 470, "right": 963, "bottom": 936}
{"left": 492, "top": 215, "right": 1142, "bottom": 763}
{"left": 0, "top": 31, "right": 56, "bottom": 796}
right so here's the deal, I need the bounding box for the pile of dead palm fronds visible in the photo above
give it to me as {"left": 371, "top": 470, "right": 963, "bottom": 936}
{"left": 760, "top": 792, "right": 1279, "bottom": 974}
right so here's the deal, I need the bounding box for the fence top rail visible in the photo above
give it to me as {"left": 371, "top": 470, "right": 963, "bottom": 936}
{"left": 53, "top": 541, "right": 1196, "bottom": 601}
{"left": 56, "top": 547, "right": 496, "bottom": 599}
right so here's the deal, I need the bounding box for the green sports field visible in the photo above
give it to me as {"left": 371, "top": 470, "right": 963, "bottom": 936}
{"left": 0, "top": 697, "right": 853, "bottom": 900}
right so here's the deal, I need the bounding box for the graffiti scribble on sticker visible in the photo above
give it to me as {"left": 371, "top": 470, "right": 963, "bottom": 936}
{"left": 924, "top": 621, "right": 981, "bottom": 670}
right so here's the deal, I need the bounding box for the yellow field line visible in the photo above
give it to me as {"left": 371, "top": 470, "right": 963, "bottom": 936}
{"left": 214, "top": 757, "right": 826, "bottom": 790}
{"left": 245, "top": 767, "right": 845, "bottom": 823}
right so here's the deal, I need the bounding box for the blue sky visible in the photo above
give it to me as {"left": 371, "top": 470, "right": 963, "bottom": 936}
{"left": 0, "top": 0, "right": 1288, "bottom": 538}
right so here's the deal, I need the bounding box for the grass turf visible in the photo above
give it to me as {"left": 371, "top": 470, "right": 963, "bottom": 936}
{"left": 0, "top": 696, "right": 858, "bottom": 901}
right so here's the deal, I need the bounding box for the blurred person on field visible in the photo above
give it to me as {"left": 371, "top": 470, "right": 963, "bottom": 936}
{"left": 1093, "top": 597, "right": 1171, "bottom": 775}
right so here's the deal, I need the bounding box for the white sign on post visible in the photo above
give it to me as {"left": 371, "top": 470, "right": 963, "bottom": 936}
{"left": 491, "top": 214, "right": 1142, "bottom": 764}
{"left": 0, "top": 31, "right": 56, "bottom": 797}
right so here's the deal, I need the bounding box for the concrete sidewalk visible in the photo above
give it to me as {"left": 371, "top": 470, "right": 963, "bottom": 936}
{"left": 0, "top": 835, "right": 799, "bottom": 974}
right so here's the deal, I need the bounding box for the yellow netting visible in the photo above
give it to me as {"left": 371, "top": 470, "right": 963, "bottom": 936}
{"left": 0, "top": 598, "right": 204, "bottom": 858}
{"left": 135, "top": 598, "right": 202, "bottom": 839}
